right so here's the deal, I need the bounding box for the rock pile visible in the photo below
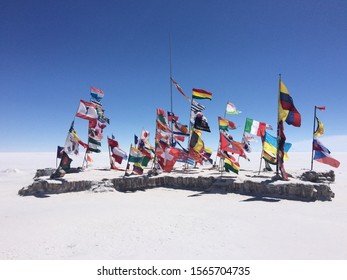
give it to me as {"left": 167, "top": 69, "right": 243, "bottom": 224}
{"left": 18, "top": 170, "right": 336, "bottom": 201}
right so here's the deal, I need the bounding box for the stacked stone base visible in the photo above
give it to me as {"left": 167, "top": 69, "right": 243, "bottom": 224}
{"left": 18, "top": 170, "right": 335, "bottom": 201}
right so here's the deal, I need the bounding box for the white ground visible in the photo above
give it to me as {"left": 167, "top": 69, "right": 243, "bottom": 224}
{"left": 0, "top": 152, "right": 346, "bottom": 260}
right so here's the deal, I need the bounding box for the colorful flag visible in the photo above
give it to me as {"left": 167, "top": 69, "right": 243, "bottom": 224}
{"left": 132, "top": 162, "right": 144, "bottom": 175}
{"left": 108, "top": 137, "right": 119, "bottom": 148}
{"left": 71, "top": 129, "right": 88, "bottom": 148}
{"left": 314, "top": 117, "right": 324, "bottom": 137}
{"left": 224, "top": 156, "right": 240, "bottom": 174}
{"left": 157, "top": 146, "right": 180, "bottom": 172}
{"left": 244, "top": 118, "right": 270, "bottom": 137}
{"left": 218, "top": 116, "right": 236, "bottom": 131}
{"left": 278, "top": 80, "right": 301, "bottom": 127}
{"left": 90, "top": 87, "right": 104, "bottom": 101}
{"left": 88, "top": 136, "right": 101, "bottom": 146}
{"left": 128, "top": 146, "right": 143, "bottom": 163}
{"left": 262, "top": 150, "right": 277, "bottom": 165}
{"left": 226, "top": 102, "right": 241, "bottom": 114}
{"left": 86, "top": 154, "right": 93, "bottom": 163}
{"left": 313, "top": 139, "right": 340, "bottom": 168}
{"left": 242, "top": 133, "right": 251, "bottom": 153}
{"left": 87, "top": 142, "right": 101, "bottom": 153}
{"left": 219, "top": 132, "right": 247, "bottom": 159}
{"left": 190, "top": 130, "right": 205, "bottom": 153}
{"left": 76, "top": 100, "right": 98, "bottom": 121}
{"left": 171, "top": 78, "right": 190, "bottom": 102}
{"left": 112, "top": 146, "right": 127, "bottom": 164}
{"left": 173, "top": 121, "right": 189, "bottom": 136}
{"left": 64, "top": 131, "right": 79, "bottom": 155}
{"left": 59, "top": 151, "right": 73, "bottom": 172}
{"left": 194, "top": 112, "right": 211, "bottom": 132}
{"left": 263, "top": 131, "right": 291, "bottom": 160}
{"left": 313, "top": 150, "right": 340, "bottom": 168}
{"left": 192, "top": 88, "right": 213, "bottom": 100}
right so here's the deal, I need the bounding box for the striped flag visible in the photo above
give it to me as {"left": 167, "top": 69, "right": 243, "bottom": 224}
{"left": 191, "top": 100, "right": 206, "bottom": 112}
{"left": 192, "top": 88, "right": 213, "bottom": 100}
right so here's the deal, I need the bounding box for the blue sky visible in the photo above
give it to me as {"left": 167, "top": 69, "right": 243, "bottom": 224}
{"left": 1, "top": 0, "right": 346, "bottom": 153}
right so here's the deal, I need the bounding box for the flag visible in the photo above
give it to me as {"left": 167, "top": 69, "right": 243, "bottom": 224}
{"left": 56, "top": 146, "right": 64, "bottom": 159}
{"left": 59, "top": 151, "right": 72, "bottom": 172}
{"left": 262, "top": 150, "right": 277, "bottom": 165}
{"left": 87, "top": 142, "right": 101, "bottom": 153}
{"left": 202, "top": 147, "right": 213, "bottom": 164}
{"left": 90, "top": 87, "right": 104, "bottom": 101}
{"left": 112, "top": 146, "right": 127, "bottom": 164}
{"left": 88, "top": 136, "right": 101, "bottom": 146}
{"left": 244, "top": 118, "right": 269, "bottom": 137}
{"left": 64, "top": 131, "right": 79, "bottom": 155}
{"left": 140, "top": 129, "right": 150, "bottom": 141}
{"left": 190, "top": 130, "right": 205, "bottom": 153}
{"left": 76, "top": 100, "right": 98, "bottom": 121}
{"left": 314, "top": 150, "right": 340, "bottom": 168}
{"left": 191, "top": 100, "right": 206, "bottom": 112}
{"left": 132, "top": 162, "right": 144, "bottom": 175}
{"left": 226, "top": 102, "right": 241, "bottom": 114}
{"left": 128, "top": 146, "right": 143, "bottom": 163}
{"left": 192, "top": 88, "right": 212, "bottom": 100}
{"left": 278, "top": 80, "right": 301, "bottom": 127}
{"left": 224, "top": 156, "right": 240, "bottom": 174}
{"left": 171, "top": 78, "right": 190, "bottom": 102}
{"left": 71, "top": 129, "right": 88, "bottom": 148}
{"left": 86, "top": 154, "right": 93, "bottom": 163}
{"left": 218, "top": 116, "right": 236, "bottom": 131}
{"left": 194, "top": 112, "right": 211, "bottom": 132}
{"left": 157, "top": 146, "right": 180, "bottom": 172}
{"left": 316, "top": 106, "right": 326, "bottom": 111}
{"left": 156, "top": 108, "right": 171, "bottom": 132}
{"left": 242, "top": 133, "right": 251, "bottom": 153}
{"left": 314, "top": 117, "right": 324, "bottom": 137}
{"left": 108, "top": 137, "right": 119, "bottom": 148}
{"left": 173, "top": 121, "right": 189, "bottom": 136}
{"left": 219, "top": 132, "right": 247, "bottom": 159}
{"left": 263, "top": 131, "right": 291, "bottom": 160}
{"left": 313, "top": 139, "right": 340, "bottom": 168}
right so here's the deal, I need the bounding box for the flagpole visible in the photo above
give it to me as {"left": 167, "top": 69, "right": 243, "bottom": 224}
{"left": 310, "top": 106, "right": 317, "bottom": 170}
{"left": 124, "top": 144, "right": 132, "bottom": 176}
{"left": 107, "top": 136, "right": 113, "bottom": 170}
{"left": 217, "top": 103, "right": 228, "bottom": 167}
{"left": 185, "top": 96, "right": 195, "bottom": 170}
{"left": 169, "top": 33, "right": 175, "bottom": 147}
{"left": 276, "top": 74, "right": 281, "bottom": 177}
{"left": 151, "top": 109, "right": 159, "bottom": 172}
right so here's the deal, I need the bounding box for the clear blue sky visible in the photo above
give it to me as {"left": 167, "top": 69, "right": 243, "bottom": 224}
{"left": 1, "top": 0, "right": 346, "bottom": 153}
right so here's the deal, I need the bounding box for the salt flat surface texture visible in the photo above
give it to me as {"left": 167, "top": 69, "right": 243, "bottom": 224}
{"left": 0, "top": 152, "right": 346, "bottom": 259}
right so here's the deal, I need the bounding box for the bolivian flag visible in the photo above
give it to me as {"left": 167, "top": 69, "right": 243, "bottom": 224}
{"left": 224, "top": 156, "right": 240, "bottom": 174}
{"left": 192, "top": 88, "right": 212, "bottom": 100}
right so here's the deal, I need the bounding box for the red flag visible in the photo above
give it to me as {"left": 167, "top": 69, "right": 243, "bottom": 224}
{"left": 316, "top": 106, "right": 326, "bottom": 111}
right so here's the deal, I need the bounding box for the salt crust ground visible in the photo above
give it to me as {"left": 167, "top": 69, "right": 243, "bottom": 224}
{"left": 0, "top": 152, "right": 346, "bottom": 259}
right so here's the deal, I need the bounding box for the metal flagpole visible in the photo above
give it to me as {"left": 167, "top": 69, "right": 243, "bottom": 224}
{"left": 107, "top": 136, "right": 114, "bottom": 170}
{"left": 310, "top": 106, "right": 317, "bottom": 170}
{"left": 124, "top": 144, "right": 133, "bottom": 176}
{"left": 276, "top": 74, "right": 281, "bottom": 177}
{"left": 185, "top": 96, "right": 195, "bottom": 170}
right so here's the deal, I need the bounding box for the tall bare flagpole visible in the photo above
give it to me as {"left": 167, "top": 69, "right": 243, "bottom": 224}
{"left": 310, "top": 106, "right": 317, "bottom": 170}
{"left": 276, "top": 74, "right": 281, "bottom": 177}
